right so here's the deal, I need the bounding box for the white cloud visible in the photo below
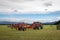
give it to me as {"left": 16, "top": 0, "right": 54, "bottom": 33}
{"left": 0, "top": 0, "right": 60, "bottom": 14}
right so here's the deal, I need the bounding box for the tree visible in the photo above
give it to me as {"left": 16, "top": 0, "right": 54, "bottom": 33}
{"left": 55, "top": 20, "right": 60, "bottom": 25}
{"left": 55, "top": 20, "right": 60, "bottom": 30}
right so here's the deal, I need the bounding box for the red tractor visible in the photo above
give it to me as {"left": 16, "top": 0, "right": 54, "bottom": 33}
{"left": 30, "top": 22, "right": 43, "bottom": 30}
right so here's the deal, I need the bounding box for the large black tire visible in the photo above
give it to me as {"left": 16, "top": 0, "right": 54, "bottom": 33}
{"left": 18, "top": 27, "right": 22, "bottom": 30}
{"left": 36, "top": 27, "right": 39, "bottom": 30}
{"left": 22, "top": 27, "right": 26, "bottom": 31}
{"left": 40, "top": 26, "right": 43, "bottom": 29}
{"left": 33, "top": 26, "right": 39, "bottom": 30}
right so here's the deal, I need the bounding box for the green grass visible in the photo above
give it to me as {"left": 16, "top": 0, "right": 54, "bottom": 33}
{"left": 0, "top": 25, "right": 60, "bottom": 40}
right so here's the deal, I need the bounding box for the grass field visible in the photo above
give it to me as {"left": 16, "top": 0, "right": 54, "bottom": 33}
{"left": 0, "top": 25, "right": 60, "bottom": 40}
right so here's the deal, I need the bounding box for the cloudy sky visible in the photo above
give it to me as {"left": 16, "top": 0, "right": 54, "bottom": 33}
{"left": 0, "top": 0, "right": 60, "bottom": 23}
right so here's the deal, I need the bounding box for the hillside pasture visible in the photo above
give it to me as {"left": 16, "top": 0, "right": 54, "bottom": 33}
{"left": 0, "top": 25, "right": 60, "bottom": 40}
